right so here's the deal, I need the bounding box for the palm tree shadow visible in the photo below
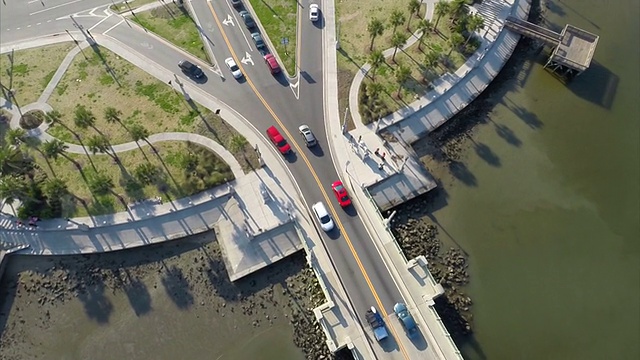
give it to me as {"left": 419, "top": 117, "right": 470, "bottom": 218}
{"left": 161, "top": 265, "right": 194, "bottom": 309}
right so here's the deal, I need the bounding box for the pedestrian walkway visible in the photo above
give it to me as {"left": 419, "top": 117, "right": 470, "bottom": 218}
{"left": 361, "top": 0, "right": 527, "bottom": 143}
{"left": 325, "top": 0, "right": 531, "bottom": 358}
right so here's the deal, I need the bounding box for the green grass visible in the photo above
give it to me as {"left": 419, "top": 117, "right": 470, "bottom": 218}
{"left": 336, "top": 1, "right": 479, "bottom": 124}
{"left": 0, "top": 43, "right": 74, "bottom": 105}
{"left": 248, "top": 0, "right": 298, "bottom": 75}
{"left": 29, "top": 140, "right": 234, "bottom": 217}
{"left": 131, "top": 3, "right": 209, "bottom": 62}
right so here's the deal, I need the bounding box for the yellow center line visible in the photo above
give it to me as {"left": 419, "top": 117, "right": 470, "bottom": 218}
{"left": 206, "top": 3, "right": 409, "bottom": 357}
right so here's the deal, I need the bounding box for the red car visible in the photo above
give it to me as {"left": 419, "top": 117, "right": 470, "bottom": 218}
{"left": 331, "top": 180, "right": 351, "bottom": 207}
{"left": 264, "top": 54, "right": 281, "bottom": 75}
{"left": 266, "top": 125, "right": 291, "bottom": 155}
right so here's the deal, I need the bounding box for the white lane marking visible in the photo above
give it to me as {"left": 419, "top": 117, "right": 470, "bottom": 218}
{"left": 240, "top": 52, "right": 254, "bottom": 66}
{"left": 222, "top": 14, "right": 234, "bottom": 27}
{"left": 223, "top": 0, "right": 252, "bottom": 50}
{"left": 36, "top": 22, "right": 42, "bottom": 25}
{"left": 47, "top": 20, "right": 52, "bottom": 22}
{"left": 289, "top": 80, "right": 300, "bottom": 99}
{"left": 27, "top": 25, "right": 32, "bottom": 28}
{"left": 29, "top": 0, "right": 83, "bottom": 15}
{"left": 88, "top": 13, "right": 112, "bottom": 31}
{"left": 102, "top": 19, "right": 124, "bottom": 35}
{"left": 27, "top": 0, "right": 39, "bottom": 3}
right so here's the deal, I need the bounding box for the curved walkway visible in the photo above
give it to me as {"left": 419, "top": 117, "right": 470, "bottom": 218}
{"left": 0, "top": 32, "right": 299, "bottom": 256}
{"left": 348, "top": 0, "right": 528, "bottom": 143}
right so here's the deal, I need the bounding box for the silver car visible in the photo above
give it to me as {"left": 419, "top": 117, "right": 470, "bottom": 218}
{"left": 298, "top": 124, "right": 317, "bottom": 147}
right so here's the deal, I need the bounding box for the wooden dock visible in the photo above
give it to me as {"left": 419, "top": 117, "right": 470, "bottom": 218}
{"left": 504, "top": 16, "right": 599, "bottom": 80}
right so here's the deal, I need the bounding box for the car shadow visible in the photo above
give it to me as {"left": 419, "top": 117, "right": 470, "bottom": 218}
{"left": 342, "top": 204, "right": 358, "bottom": 217}
{"left": 308, "top": 143, "right": 324, "bottom": 157}
{"left": 192, "top": 75, "right": 208, "bottom": 85}
{"left": 274, "top": 72, "right": 290, "bottom": 87}
{"left": 325, "top": 226, "right": 342, "bottom": 240}
{"left": 313, "top": 16, "right": 325, "bottom": 30}
{"left": 284, "top": 151, "right": 298, "bottom": 164}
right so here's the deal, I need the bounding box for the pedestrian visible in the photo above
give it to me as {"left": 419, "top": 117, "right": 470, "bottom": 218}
{"left": 374, "top": 148, "right": 379, "bottom": 156}
{"left": 378, "top": 163, "right": 384, "bottom": 170}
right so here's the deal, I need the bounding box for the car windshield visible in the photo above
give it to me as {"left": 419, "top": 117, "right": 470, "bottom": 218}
{"left": 341, "top": 195, "right": 349, "bottom": 202}
{"left": 335, "top": 184, "right": 344, "bottom": 192}
{"left": 320, "top": 215, "right": 330, "bottom": 224}
{"left": 277, "top": 139, "right": 287, "bottom": 147}
{"left": 230, "top": 64, "right": 239, "bottom": 71}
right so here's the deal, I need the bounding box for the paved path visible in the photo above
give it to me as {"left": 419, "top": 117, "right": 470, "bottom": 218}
{"left": 0, "top": 30, "right": 299, "bottom": 258}
{"left": 348, "top": 0, "right": 525, "bottom": 143}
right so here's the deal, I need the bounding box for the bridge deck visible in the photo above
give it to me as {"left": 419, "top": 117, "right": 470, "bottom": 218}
{"left": 504, "top": 16, "right": 561, "bottom": 45}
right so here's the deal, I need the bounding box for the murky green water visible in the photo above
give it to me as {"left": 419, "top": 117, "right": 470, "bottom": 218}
{"left": 430, "top": 1, "right": 639, "bottom": 359}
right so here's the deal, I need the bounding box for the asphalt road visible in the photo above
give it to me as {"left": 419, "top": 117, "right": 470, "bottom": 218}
{"left": 2, "top": 2, "right": 423, "bottom": 356}
{"left": 1, "top": 0, "right": 114, "bottom": 43}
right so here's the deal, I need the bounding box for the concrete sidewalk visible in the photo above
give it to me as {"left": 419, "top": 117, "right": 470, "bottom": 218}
{"left": 1, "top": 26, "right": 377, "bottom": 358}
{"left": 326, "top": 0, "right": 531, "bottom": 359}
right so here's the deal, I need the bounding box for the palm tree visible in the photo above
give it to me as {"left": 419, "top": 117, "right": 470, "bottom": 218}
{"left": 0, "top": 145, "right": 26, "bottom": 176}
{"left": 41, "top": 139, "right": 79, "bottom": 168}
{"left": 417, "top": 19, "right": 433, "bottom": 50}
{"left": 228, "top": 134, "right": 248, "bottom": 153}
{"left": 6, "top": 128, "right": 26, "bottom": 146}
{"left": 133, "top": 163, "right": 160, "bottom": 185}
{"left": 407, "top": 0, "right": 421, "bottom": 30}
{"left": 128, "top": 122, "right": 151, "bottom": 147}
{"left": 42, "top": 177, "right": 69, "bottom": 202}
{"left": 87, "top": 172, "right": 114, "bottom": 196}
{"left": 86, "top": 134, "right": 119, "bottom": 162}
{"left": 366, "top": 81, "right": 385, "bottom": 99}
{"left": 44, "top": 109, "right": 63, "bottom": 126}
{"left": 464, "top": 13, "right": 484, "bottom": 47}
{"left": 73, "top": 104, "right": 96, "bottom": 129}
{"left": 0, "top": 175, "right": 29, "bottom": 214}
{"left": 449, "top": 0, "right": 468, "bottom": 23}
{"left": 367, "top": 18, "right": 385, "bottom": 51}
{"left": 394, "top": 64, "right": 411, "bottom": 98}
{"left": 391, "top": 32, "right": 408, "bottom": 62}
{"left": 104, "top": 106, "right": 122, "bottom": 124}
{"left": 389, "top": 10, "right": 405, "bottom": 35}
{"left": 424, "top": 50, "right": 439, "bottom": 69}
{"left": 434, "top": 0, "right": 449, "bottom": 30}
{"left": 368, "top": 50, "right": 385, "bottom": 81}
{"left": 448, "top": 32, "right": 465, "bottom": 55}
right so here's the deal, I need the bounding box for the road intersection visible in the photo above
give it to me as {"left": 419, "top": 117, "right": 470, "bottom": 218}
{"left": 0, "top": 0, "right": 518, "bottom": 358}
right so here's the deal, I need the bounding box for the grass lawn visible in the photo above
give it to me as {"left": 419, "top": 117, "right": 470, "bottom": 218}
{"left": 247, "top": 0, "right": 298, "bottom": 75}
{"left": 46, "top": 44, "right": 258, "bottom": 173}
{"left": 131, "top": 3, "right": 209, "bottom": 62}
{"left": 29, "top": 140, "right": 234, "bottom": 217}
{"left": 336, "top": 0, "right": 477, "bottom": 124}
{"left": 0, "top": 43, "right": 74, "bottom": 106}
{"left": 110, "top": 0, "right": 159, "bottom": 13}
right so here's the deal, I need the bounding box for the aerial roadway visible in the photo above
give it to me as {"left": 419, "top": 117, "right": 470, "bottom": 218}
{"left": 1, "top": 0, "right": 439, "bottom": 358}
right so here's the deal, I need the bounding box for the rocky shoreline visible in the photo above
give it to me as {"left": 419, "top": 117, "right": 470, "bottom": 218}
{"left": 388, "top": 210, "right": 473, "bottom": 341}
{"left": 387, "top": 0, "right": 550, "bottom": 344}
{"left": 0, "top": 233, "right": 352, "bottom": 360}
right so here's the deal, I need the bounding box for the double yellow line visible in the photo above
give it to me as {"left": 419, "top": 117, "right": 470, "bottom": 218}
{"left": 206, "top": 2, "right": 409, "bottom": 358}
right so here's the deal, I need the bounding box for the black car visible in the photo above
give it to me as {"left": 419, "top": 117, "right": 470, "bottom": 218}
{"left": 239, "top": 10, "right": 256, "bottom": 29}
{"left": 178, "top": 60, "right": 204, "bottom": 79}
{"left": 251, "top": 32, "right": 266, "bottom": 54}
{"left": 230, "top": 0, "right": 242, "bottom": 8}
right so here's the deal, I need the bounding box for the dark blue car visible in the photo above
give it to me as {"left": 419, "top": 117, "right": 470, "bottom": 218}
{"left": 394, "top": 302, "right": 418, "bottom": 338}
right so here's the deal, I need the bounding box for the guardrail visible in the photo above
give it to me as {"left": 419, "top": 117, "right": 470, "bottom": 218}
{"left": 360, "top": 185, "right": 463, "bottom": 359}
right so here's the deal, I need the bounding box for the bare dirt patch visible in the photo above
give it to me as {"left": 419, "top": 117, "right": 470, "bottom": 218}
{"left": 0, "top": 43, "right": 74, "bottom": 106}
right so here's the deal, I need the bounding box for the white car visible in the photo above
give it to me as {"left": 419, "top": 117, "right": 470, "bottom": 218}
{"left": 225, "top": 57, "right": 243, "bottom": 79}
{"left": 309, "top": 4, "right": 320, "bottom": 22}
{"left": 312, "top": 202, "right": 334, "bottom": 232}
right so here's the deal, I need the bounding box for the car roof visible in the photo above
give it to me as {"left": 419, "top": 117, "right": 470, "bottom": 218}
{"left": 312, "top": 202, "right": 329, "bottom": 216}
{"left": 265, "top": 54, "right": 279, "bottom": 67}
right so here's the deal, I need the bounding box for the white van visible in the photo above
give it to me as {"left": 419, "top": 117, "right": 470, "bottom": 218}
{"left": 312, "top": 202, "right": 334, "bottom": 232}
